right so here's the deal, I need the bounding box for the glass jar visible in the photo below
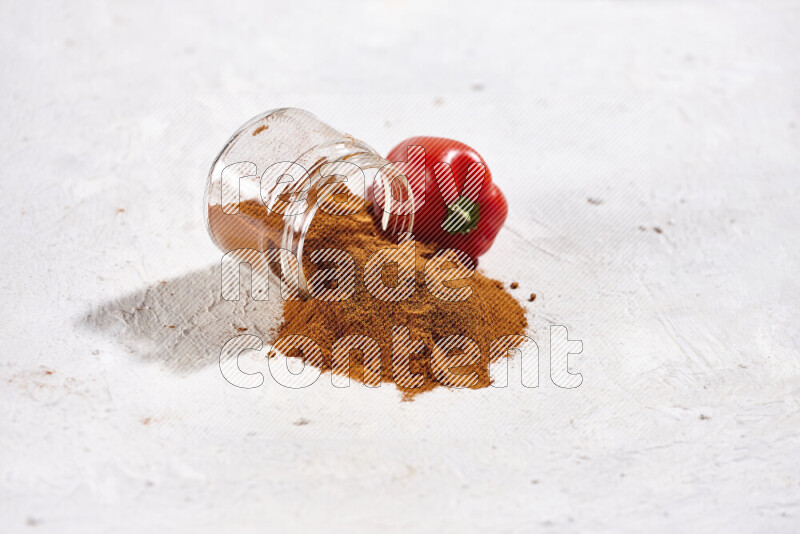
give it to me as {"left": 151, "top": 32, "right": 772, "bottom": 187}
{"left": 205, "top": 108, "right": 414, "bottom": 297}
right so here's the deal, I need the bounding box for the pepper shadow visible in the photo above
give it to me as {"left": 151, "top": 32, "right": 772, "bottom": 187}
{"left": 80, "top": 265, "right": 283, "bottom": 373}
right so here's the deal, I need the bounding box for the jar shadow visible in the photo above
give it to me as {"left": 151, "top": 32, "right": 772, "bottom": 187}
{"left": 79, "top": 265, "right": 283, "bottom": 373}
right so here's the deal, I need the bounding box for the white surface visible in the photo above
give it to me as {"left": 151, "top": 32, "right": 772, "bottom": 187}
{"left": 2, "top": 1, "right": 799, "bottom": 532}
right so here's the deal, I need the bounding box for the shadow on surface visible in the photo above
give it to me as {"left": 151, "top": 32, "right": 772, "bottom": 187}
{"left": 80, "top": 265, "right": 283, "bottom": 373}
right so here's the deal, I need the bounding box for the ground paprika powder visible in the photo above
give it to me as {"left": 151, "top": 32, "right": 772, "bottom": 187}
{"left": 279, "top": 206, "right": 527, "bottom": 399}
{"left": 209, "top": 198, "right": 528, "bottom": 400}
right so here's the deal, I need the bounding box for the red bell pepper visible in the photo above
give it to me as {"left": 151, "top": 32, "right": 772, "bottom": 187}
{"left": 385, "top": 137, "right": 508, "bottom": 260}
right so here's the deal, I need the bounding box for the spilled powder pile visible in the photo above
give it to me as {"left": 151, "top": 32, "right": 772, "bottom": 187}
{"left": 277, "top": 208, "right": 528, "bottom": 399}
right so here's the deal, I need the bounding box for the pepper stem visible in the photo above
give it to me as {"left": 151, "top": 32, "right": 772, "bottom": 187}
{"left": 441, "top": 196, "right": 480, "bottom": 234}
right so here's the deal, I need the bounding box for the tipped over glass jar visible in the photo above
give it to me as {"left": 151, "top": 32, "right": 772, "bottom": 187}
{"left": 205, "top": 108, "right": 415, "bottom": 297}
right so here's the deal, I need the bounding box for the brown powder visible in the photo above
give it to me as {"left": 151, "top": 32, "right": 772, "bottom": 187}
{"left": 278, "top": 208, "right": 527, "bottom": 400}
{"left": 208, "top": 199, "right": 528, "bottom": 399}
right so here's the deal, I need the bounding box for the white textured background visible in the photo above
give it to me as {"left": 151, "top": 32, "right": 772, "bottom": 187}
{"left": 2, "top": 1, "right": 799, "bottom": 532}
